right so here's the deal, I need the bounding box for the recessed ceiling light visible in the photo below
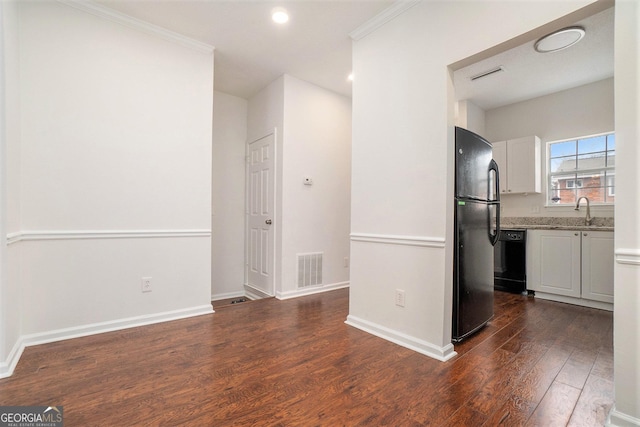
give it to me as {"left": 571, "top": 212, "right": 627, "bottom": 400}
{"left": 534, "top": 26, "right": 585, "bottom": 53}
{"left": 271, "top": 7, "right": 289, "bottom": 24}
{"left": 348, "top": 73, "right": 354, "bottom": 82}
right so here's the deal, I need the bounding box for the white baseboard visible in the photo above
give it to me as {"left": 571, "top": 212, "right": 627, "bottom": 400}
{"left": 244, "top": 284, "right": 273, "bottom": 300}
{"left": 608, "top": 406, "right": 640, "bottom": 426}
{"left": 534, "top": 292, "right": 613, "bottom": 311}
{"left": 0, "top": 339, "right": 26, "bottom": 379}
{"left": 276, "top": 281, "right": 350, "bottom": 300}
{"left": 345, "top": 314, "right": 457, "bottom": 362}
{"left": 0, "top": 304, "right": 213, "bottom": 379}
{"left": 211, "top": 290, "right": 246, "bottom": 302}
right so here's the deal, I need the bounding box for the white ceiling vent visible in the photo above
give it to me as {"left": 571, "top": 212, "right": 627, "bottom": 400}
{"left": 297, "top": 253, "right": 323, "bottom": 288}
{"left": 470, "top": 66, "right": 505, "bottom": 81}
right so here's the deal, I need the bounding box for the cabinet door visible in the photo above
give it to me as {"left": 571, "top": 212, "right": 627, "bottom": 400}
{"left": 527, "top": 230, "right": 581, "bottom": 297}
{"left": 581, "top": 231, "right": 614, "bottom": 303}
{"left": 492, "top": 141, "right": 508, "bottom": 194}
{"left": 507, "top": 136, "right": 541, "bottom": 194}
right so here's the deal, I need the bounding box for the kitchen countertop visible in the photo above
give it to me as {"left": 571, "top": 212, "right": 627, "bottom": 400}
{"left": 500, "top": 216, "right": 614, "bottom": 232}
{"left": 509, "top": 224, "right": 614, "bottom": 232}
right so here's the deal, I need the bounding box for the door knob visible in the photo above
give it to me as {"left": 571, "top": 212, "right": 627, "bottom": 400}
{"left": 265, "top": 219, "right": 272, "bottom": 225}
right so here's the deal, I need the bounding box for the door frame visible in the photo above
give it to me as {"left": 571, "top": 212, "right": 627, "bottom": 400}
{"left": 244, "top": 128, "right": 278, "bottom": 298}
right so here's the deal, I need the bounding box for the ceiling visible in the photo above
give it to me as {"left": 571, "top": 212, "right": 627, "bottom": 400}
{"left": 94, "top": 1, "right": 613, "bottom": 106}
{"left": 453, "top": 6, "right": 614, "bottom": 110}
{"left": 95, "top": 0, "right": 394, "bottom": 99}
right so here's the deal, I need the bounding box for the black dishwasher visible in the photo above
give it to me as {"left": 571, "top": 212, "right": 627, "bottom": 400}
{"left": 494, "top": 229, "right": 527, "bottom": 294}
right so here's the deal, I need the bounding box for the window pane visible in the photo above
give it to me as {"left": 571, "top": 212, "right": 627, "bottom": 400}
{"left": 550, "top": 156, "right": 576, "bottom": 173}
{"left": 577, "top": 187, "right": 605, "bottom": 203}
{"left": 578, "top": 135, "right": 606, "bottom": 154}
{"left": 549, "top": 175, "right": 578, "bottom": 204}
{"left": 577, "top": 152, "right": 606, "bottom": 170}
{"left": 608, "top": 151, "right": 615, "bottom": 167}
{"left": 550, "top": 140, "right": 576, "bottom": 158}
{"left": 607, "top": 134, "right": 616, "bottom": 150}
{"left": 557, "top": 188, "right": 576, "bottom": 205}
{"left": 579, "top": 171, "right": 604, "bottom": 189}
{"left": 606, "top": 173, "right": 615, "bottom": 200}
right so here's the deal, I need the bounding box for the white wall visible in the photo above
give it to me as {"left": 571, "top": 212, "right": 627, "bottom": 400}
{"left": 247, "top": 76, "right": 285, "bottom": 296}
{"left": 0, "top": 0, "right": 22, "bottom": 376}
{"left": 349, "top": 0, "right": 603, "bottom": 361}
{"left": 247, "top": 75, "right": 351, "bottom": 299}
{"left": 14, "top": 1, "right": 213, "bottom": 341}
{"left": 485, "top": 78, "right": 614, "bottom": 218}
{"left": 212, "top": 91, "right": 247, "bottom": 300}
{"left": 612, "top": 1, "right": 640, "bottom": 424}
{"left": 280, "top": 75, "right": 351, "bottom": 298}
{"left": 456, "top": 99, "right": 486, "bottom": 136}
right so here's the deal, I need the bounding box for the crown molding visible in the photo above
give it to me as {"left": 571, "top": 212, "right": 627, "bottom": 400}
{"left": 350, "top": 0, "right": 421, "bottom": 41}
{"left": 56, "top": 0, "right": 215, "bottom": 54}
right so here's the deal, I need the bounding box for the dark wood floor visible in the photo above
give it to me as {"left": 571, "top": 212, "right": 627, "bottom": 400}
{"left": 0, "top": 289, "right": 613, "bottom": 426}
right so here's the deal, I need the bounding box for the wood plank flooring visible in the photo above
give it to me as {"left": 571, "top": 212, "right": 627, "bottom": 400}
{"left": 0, "top": 289, "right": 613, "bottom": 426}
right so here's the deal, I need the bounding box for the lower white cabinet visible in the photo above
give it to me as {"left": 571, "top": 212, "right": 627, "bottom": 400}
{"left": 581, "top": 231, "right": 615, "bottom": 303}
{"left": 527, "top": 229, "right": 614, "bottom": 307}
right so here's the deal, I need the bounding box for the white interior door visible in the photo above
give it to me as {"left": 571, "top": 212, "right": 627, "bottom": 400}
{"left": 246, "top": 133, "right": 275, "bottom": 296}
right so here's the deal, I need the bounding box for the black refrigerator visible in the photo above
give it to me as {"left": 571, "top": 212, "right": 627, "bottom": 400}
{"left": 452, "top": 127, "right": 500, "bottom": 342}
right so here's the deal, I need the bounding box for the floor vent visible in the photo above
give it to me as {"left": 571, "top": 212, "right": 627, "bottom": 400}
{"left": 297, "top": 252, "right": 323, "bottom": 288}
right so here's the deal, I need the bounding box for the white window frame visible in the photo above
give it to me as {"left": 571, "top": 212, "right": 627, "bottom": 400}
{"left": 546, "top": 132, "right": 615, "bottom": 207}
{"left": 607, "top": 175, "right": 615, "bottom": 197}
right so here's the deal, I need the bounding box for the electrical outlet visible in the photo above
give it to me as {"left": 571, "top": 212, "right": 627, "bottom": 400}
{"left": 141, "top": 277, "right": 152, "bottom": 293}
{"left": 395, "top": 289, "right": 405, "bottom": 307}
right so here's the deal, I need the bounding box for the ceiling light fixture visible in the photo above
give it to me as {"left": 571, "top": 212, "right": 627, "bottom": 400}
{"left": 271, "top": 7, "right": 289, "bottom": 24}
{"left": 534, "top": 26, "right": 586, "bottom": 53}
{"left": 348, "top": 73, "right": 354, "bottom": 82}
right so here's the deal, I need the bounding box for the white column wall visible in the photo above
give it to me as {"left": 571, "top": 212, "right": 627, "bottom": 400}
{"left": 611, "top": 1, "right": 640, "bottom": 424}
{"left": 0, "top": 0, "right": 22, "bottom": 376}
{"left": 349, "top": 0, "right": 598, "bottom": 360}
{"left": 279, "top": 75, "right": 351, "bottom": 298}
{"left": 212, "top": 91, "right": 247, "bottom": 300}
{"left": 16, "top": 2, "right": 213, "bottom": 338}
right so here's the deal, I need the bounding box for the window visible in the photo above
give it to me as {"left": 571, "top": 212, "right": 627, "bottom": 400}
{"left": 548, "top": 133, "right": 615, "bottom": 205}
{"left": 565, "top": 179, "right": 583, "bottom": 189}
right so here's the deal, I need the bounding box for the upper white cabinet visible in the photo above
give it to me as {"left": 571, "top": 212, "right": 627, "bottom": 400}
{"left": 492, "top": 136, "right": 541, "bottom": 194}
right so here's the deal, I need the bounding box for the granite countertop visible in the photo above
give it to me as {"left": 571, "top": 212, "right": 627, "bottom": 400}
{"left": 500, "top": 216, "right": 614, "bottom": 232}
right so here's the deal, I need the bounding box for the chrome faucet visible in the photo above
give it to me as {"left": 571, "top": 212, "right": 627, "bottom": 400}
{"left": 575, "top": 196, "right": 592, "bottom": 226}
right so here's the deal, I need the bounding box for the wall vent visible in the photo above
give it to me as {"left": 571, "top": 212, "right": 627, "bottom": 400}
{"left": 297, "top": 252, "right": 323, "bottom": 288}
{"left": 470, "top": 66, "right": 504, "bottom": 81}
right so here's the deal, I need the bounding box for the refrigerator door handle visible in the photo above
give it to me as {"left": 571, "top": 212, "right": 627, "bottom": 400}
{"left": 489, "top": 159, "right": 500, "bottom": 246}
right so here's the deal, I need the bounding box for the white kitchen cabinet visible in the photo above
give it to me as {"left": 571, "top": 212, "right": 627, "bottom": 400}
{"left": 492, "top": 136, "right": 541, "bottom": 194}
{"left": 581, "top": 231, "right": 614, "bottom": 303}
{"left": 527, "top": 230, "right": 581, "bottom": 297}
{"left": 527, "top": 229, "right": 614, "bottom": 308}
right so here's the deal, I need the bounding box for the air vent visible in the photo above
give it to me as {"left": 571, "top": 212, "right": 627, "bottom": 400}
{"left": 470, "top": 66, "right": 504, "bottom": 81}
{"left": 297, "top": 253, "right": 323, "bottom": 288}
